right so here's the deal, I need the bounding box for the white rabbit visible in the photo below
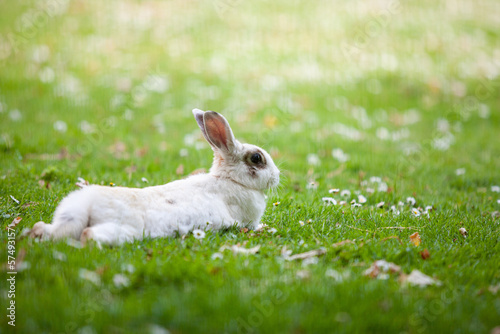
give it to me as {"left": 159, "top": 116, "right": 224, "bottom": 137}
{"left": 30, "top": 109, "right": 280, "bottom": 245}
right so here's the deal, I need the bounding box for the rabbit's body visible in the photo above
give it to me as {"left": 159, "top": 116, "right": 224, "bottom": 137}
{"left": 31, "top": 109, "right": 279, "bottom": 245}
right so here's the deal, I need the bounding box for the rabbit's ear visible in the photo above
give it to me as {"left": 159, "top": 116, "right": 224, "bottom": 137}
{"left": 201, "top": 111, "right": 237, "bottom": 153}
{"left": 193, "top": 109, "right": 208, "bottom": 139}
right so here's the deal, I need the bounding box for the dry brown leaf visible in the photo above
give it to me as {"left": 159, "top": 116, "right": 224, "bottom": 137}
{"left": 410, "top": 232, "right": 421, "bottom": 246}
{"left": 6, "top": 217, "right": 22, "bottom": 230}
{"left": 420, "top": 249, "right": 431, "bottom": 260}
{"left": 364, "top": 260, "right": 401, "bottom": 279}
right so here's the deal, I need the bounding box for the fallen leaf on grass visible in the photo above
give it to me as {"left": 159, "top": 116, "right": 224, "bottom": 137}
{"left": 400, "top": 269, "right": 441, "bottom": 287}
{"left": 420, "top": 249, "right": 431, "bottom": 260}
{"left": 410, "top": 232, "right": 421, "bottom": 246}
{"left": 6, "top": 217, "right": 21, "bottom": 230}
{"left": 364, "top": 260, "right": 401, "bottom": 279}
{"left": 219, "top": 244, "right": 261, "bottom": 255}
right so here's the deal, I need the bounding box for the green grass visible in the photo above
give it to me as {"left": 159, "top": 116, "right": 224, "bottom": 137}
{"left": 1, "top": 0, "right": 500, "bottom": 333}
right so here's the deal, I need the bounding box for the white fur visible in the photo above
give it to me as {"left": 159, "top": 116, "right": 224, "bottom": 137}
{"left": 30, "top": 109, "right": 280, "bottom": 245}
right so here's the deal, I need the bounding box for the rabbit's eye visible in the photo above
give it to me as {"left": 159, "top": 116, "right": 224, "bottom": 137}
{"left": 250, "top": 153, "right": 263, "bottom": 164}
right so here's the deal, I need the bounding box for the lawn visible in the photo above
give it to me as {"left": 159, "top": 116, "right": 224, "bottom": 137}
{"left": 1, "top": 0, "right": 500, "bottom": 333}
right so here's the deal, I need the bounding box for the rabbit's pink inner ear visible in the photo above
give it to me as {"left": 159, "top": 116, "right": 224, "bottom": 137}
{"left": 204, "top": 115, "right": 230, "bottom": 150}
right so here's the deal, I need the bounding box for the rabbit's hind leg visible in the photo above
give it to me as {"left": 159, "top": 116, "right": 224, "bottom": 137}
{"left": 80, "top": 223, "right": 142, "bottom": 245}
{"left": 30, "top": 210, "right": 89, "bottom": 241}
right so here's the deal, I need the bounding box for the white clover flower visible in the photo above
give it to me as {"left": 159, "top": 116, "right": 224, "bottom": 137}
{"left": 358, "top": 195, "right": 367, "bottom": 204}
{"left": 378, "top": 182, "right": 388, "bottom": 192}
{"left": 455, "top": 168, "right": 466, "bottom": 176}
{"left": 193, "top": 229, "right": 206, "bottom": 239}
{"left": 491, "top": 186, "right": 500, "bottom": 193}
{"left": 406, "top": 197, "right": 416, "bottom": 206}
{"left": 307, "top": 153, "right": 321, "bottom": 166}
{"left": 340, "top": 190, "right": 351, "bottom": 197}
{"left": 122, "top": 264, "right": 135, "bottom": 274}
{"left": 141, "top": 177, "right": 148, "bottom": 183}
{"left": 211, "top": 252, "right": 223, "bottom": 260}
{"left": 423, "top": 206, "right": 433, "bottom": 215}
{"left": 332, "top": 148, "right": 350, "bottom": 163}
{"left": 398, "top": 201, "right": 405, "bottom": 207}
{"left": 322, "top": 197, "right": 337, "bottom": 205}
{"left": 9, "top": 109, "right": 22, "bottom": 121}
{"left": 366, "top": 187, "right": 375, "bottom": 194}
{"left": 306, "top": 181, "right": 319, "bottom": 190}
{"left": 79, "top": 269, "right": 101, "bottom": 286}
{"left": 268, "top": 228, "right": 278, "bottom": 234}
{"left": 53, "top": 120, "right": 67, "bottom": 132}
{"left": 53, "top": 251, "right": 67, "bottom": 261}
{"left": 390, "top": 205, "right": 400, "bottom": 216}
{"left": 79, "top": 120, "right": 96, "bottom": 134}
{"left": 113, "top": 274, "right": 130, "bottom": 288}
{"left": 370, "top": 176, "right": 382, "bottom": 183}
